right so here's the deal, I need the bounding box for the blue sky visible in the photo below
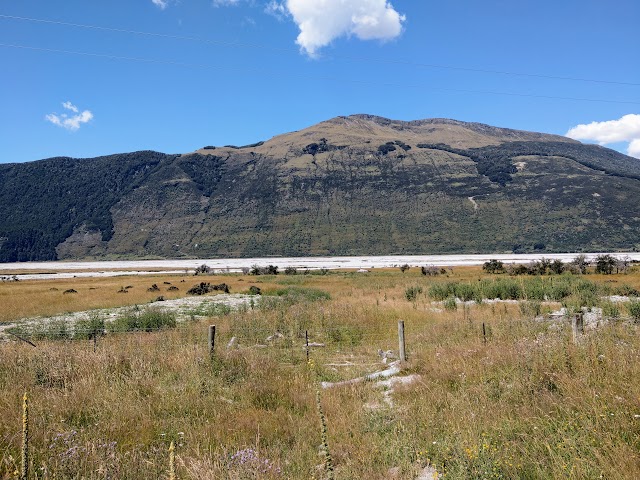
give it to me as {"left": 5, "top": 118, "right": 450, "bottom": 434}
{"left": 1, "top": 0, "right": 639, "bottom": 163}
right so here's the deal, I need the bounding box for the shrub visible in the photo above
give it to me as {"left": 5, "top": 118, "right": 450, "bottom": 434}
{"left": 377, "top": 143, "right": 396, "bottom": 154}
{"left": 107, "top": 308, "right": 176, "bottom": 333}
{"left": 549, "top": 259, "right": 565, "bottom": 275}
{"left": 454, "top": 283, "right": 475, "bottom": 302}
{"left": 628, "top": 301, "right": 640, "bottom": 321}
{"left": 548, "top": 281, "right": 572, "bottom": 301}
{"left": 595, "top": 254, "right": 617, "bottom": 274}
{"left": 194, "top": 264, "right": 211, "bottom": 275}
{"left": 443, "top": 297, "right": 457, "bottom": 311}
{"left": 519, "top": 300, "right": 542, "bottom": 317}
{"left": 326, "top": 324, "right": 364, "bottom": 346}
{"left": 612, "top": 284, "right": 640, "bottom": 297}
{"left": 8, "top": 320, "right": 73, "bottom": 341}
{"left": 421, "top": 266, "right": 441, "bottom": 276}
{"left": 250, "top": 265, "right": 279, "bottom": 275}
{"left": 187, "top": 282, "right": 229, "bottom": 295}
{"left": 482, "top": 259, "right": 505, "bottom": 274}
{"left": 204, "top": 303, "right": 232, "bottom": 317}
{"left": 601, "top": 301, "right": 620, "bottom": 319}
{"left": 429, "top": 277, "right": 600, "bottom": 303}
{"left": 74, "top": 314, "right": 106, "bottom": 340}
{"left": 570, "top": 254, "right": 589, "bottom": 274}
{"left": 284, "top": 266, "right": 298, "bottom": 275}
{"left": 271, "top": 286, "right": 330, "bottom": 302}
{"left": 429, "top": 283, "right": 456, "bottom": 301}
{"left": 399, "top": 264, "right": 410, "bottom": 273}
{"left": 405, "top": 286, "right": 422, "bottom": 301}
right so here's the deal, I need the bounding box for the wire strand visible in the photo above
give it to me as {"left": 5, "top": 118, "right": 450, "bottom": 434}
{"left": 1, "top": 42, "right": 638, "bottom": 105}
{"left": 1, "top": 14, "right": 638, "bottom": 87}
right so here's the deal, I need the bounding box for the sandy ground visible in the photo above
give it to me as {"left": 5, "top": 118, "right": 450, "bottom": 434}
{"left": 2, "top": 253, "right": 638, "bottom": 280}
{"left": 0, "top": 293, "right": 254, "bottom": 338}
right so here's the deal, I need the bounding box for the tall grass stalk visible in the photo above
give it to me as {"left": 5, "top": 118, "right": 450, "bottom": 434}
{"left": 169, "top": 441, "right": 176, "bottom": 480}
{"left": 316, "top": 389, "right": 334, "bottom": 480}
{"left": 21, "top": 392, "right": 28, "bottom": 480}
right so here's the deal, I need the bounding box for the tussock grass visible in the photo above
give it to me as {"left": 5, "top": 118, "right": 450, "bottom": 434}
{"left": 1, "top": 267, "right": 639, "bottom": 478}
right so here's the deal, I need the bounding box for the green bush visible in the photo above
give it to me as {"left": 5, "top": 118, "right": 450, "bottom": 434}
{"left": 613, "top": 284, "right": 640, "bottom": 297}
{"left": 271, "top": 286, "right": 330, "bottom": 302}
{"left": 429, "top": 283, "right": 456, "bottom": 301}
{"left": 326, "top": 324, "right": 364, "bottom": 346}
{"left": 8, "top": 320, "right": 73, "bottom": 341}
{"left": 628, "top": 301, "right": 640, "bottom": 321}
{"left": 454, "top": 283, "right": 475, "bottom": 302}
{"left": 601, "top": 301, "right": 620, "bottom": 319}
{"left": 519, "top": 300, "right": 542, "bottom": 317}
{"left": 107, "top": 308, "right": 176, "bottom": 333}
{"left": 547, "top": 281, "right": 572, "bottom": 301}
{"left": 443, "top": 297, "right": 458, "bottom": 311}
{"left": 428, "top": 277, "right": 601, "bottom": 303}
{"left": 405, "top": 286, "right": 423, "bottom": 301}
{"left": 74, "top": 314, "right": 106, "bottom": 340}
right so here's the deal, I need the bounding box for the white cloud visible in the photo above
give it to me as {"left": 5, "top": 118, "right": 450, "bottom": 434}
{"left": 46, "top": 102, "right": 93, "bottom": 132}
{"left": 285, "top": 0, "right": 405, "bottom": 55}
{"left": 152, "top": 0, "right": 169, "bottom": 9}
{"left": 265, "top": 0, "right": 288, "bottom": 20}
{"left": 629, "top": 139, "right": 640, "bottom": 158}
{"left": 202, "top": 0, "right": 406, "bottom": 54}
{"left": 566, "top": 114, "right": 640, "bottom": 159}
{"left": 213, "top": 0, "right": 241, "bottom": 6}
{"left": 62, "top": 101, "right": 78, "bottom": 113}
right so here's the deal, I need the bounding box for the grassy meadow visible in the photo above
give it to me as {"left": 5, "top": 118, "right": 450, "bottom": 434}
{"left": 1, "top": 266, "right": 639, "bottom": 479}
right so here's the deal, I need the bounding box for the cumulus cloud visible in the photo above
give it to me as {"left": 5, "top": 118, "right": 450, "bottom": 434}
{"left": 265, "top": 0, "right": 405, "bottom": 55}
{"left": 566, "top": 114, "right": 640, "bottom": 159}
{"left": 207, "top": 0, "right": 406, "bottom": 54}
{"left": 152, "top": 0, "right": 169, "bottom": 9}
{"left": 46, "top": 102, "right": 93, "bottom": 131}
{"left": 629, "top": 139, "right": 640, "bottom": 158}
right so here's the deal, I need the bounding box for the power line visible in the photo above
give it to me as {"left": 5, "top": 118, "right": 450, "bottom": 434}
{"left": 1, "top": 42, "right": 639, "bottom": 106}
{"left": 1, "top": 13, "right": 639, "bottom": 87}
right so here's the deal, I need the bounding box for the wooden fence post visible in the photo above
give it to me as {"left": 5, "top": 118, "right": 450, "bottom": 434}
{"left": 305, "top": 330, "right": 310, "bottom": 363}
{"left": 208, "top": 325, "right": 216, "bottom": 355}
{"left": 572, "top": 313, "right": 584, "bottom": 344}
{"left": 398, "top": 320, "right": 406, "bottom": 362}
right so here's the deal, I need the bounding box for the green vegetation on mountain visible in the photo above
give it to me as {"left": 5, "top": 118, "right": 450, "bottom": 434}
{"left": 0, "top": 115, "right": 639, "bottom": 261}
{"left": 0, "top": 151, "right": 174, "bottom": 261}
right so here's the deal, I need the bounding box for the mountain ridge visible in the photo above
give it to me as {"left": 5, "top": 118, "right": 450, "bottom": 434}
{"left": 1, "top": 115, "right": 639, "bottom": 261}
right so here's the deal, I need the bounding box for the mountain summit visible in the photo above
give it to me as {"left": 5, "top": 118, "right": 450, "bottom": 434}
{"left": 1, "top": 115, "right": 639, "bottom": 261}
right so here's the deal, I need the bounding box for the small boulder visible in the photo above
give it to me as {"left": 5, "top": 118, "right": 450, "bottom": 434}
{"left": 248, "top": 285, "right": 261, "bottom": 295}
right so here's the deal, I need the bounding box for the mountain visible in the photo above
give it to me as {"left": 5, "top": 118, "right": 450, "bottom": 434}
{"left": 1, "top": 115, "right": 640, "bottom": 262}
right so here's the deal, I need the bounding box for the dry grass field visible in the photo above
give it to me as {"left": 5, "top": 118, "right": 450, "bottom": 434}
{"left": 1, "top": 266, "right": 639, "bottom": 479}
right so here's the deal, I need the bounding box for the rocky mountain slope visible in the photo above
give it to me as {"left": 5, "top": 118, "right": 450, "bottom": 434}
{"left": 1, "top": 114, "right": 639, "bottom": 261}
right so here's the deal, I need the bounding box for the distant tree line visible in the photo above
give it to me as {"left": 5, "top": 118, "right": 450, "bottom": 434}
{"left": 482, "top": 254, "right": 633, "bottom": 276}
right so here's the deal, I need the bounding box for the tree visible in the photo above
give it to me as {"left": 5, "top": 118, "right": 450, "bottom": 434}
{"left": 194, "top": 264, "right": 211, "bottom": 275}
{"left": 595, "top": 254, "right": 616, "bottom": 274}
{"left": 421, "top": 266, "right": 440, "bottom": 276}
{"left": 549, "top": 259, "right": 565, "bottom": 275}
{"left": 570, "top": 254, "right": 588, "bottom": 274}
{"left": 482, "top": 259, "right": 505, "bottom": 274}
